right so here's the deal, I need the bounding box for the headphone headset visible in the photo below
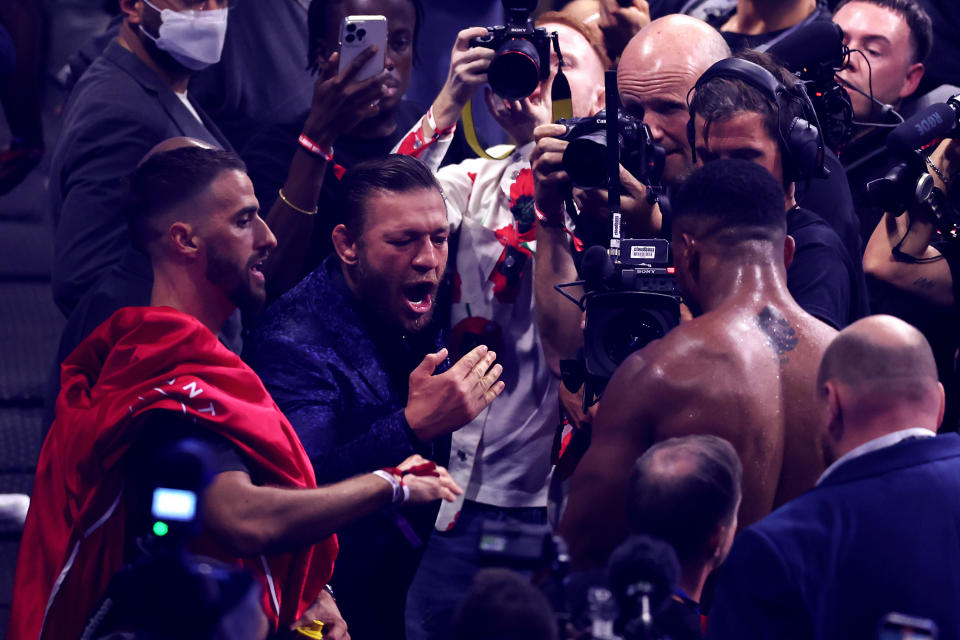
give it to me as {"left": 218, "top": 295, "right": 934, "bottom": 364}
{"left": 686, "top": 57, "right": 827, "bottom": 182}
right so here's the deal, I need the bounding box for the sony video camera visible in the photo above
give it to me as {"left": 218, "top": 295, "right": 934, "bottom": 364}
{"left": 580, "top": 240, "right": 681, "bottom": 388}
{"left": 81, "top": 440, "right": 265, "bottom": 640}
{"left": 555, "top": 72, "right": 681, "bottom": 409}
{"left": 469, "top": 0, "right": 551, "bottom": 100}
{"left": 558, "top": 111, "right": 665, "bottom": 190}
{"left": 767, "top": 20, "right": 855, "bottom": 149}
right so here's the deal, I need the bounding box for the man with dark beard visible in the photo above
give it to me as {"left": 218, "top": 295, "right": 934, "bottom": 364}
{"left": 245, "top": 154, "right": 505, "bottom": 640}
{"left": 10, "top": 147, "right": 462, "bottom": 640}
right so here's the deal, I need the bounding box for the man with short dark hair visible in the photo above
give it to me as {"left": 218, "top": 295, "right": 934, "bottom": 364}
{"left": 628, "top": 435, "right": 742, "bottom": 609}
{"left": 835, "top": 0, "right": 931, "bottom": 121}
{"left": 248, "top": 0, "right": 498, "bottom": 300}
{"left": 833, "top": 0, "right": 934, "bottom": 241}
{"left": 707, "top": 314, "right": 960, "bottom": 639}
{"left": 555, "top": 160, "right": 836, "bottom": 570}
{"left": 245, "top": 154, "right": 504, "bottom": 640}
{"left": 688, "top": 51, "right": 868, "bottom": 329}
{"left": 10, "top": 147, "right": 461, "bottom": 640}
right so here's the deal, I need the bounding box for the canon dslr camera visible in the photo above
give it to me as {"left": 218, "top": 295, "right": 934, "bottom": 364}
{"left": 470, "top": 0, "right": 551, "bottom": 100}
{"left": 558, "top": 110, "right": 665, "bottom": 189}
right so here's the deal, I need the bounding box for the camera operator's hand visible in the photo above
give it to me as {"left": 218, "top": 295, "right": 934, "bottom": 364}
{"left": 302, "top": 48, "right": 390, "bottom": 147}
{"left": 598, "top": 0, "right": 651, "bottom": 61}
{"left": 532, "top": 123, "right": 572, "bottom": 221}
{"left": 395, "top": 454, "right": 464, "bottom": 504}
{"left": 405, "top": 345, "right": 505, "bottom": 442}
{"left": 484, "top": 87, "right": 553, "bottom": 145}
{"left": 292, "top": 588, "right": 350, "bottom": 640}
{"left": 430, "top": 27, "right": 495, "bottom": 133}
{"left": 572, "top": 164, "right": 662, "bottom": 236}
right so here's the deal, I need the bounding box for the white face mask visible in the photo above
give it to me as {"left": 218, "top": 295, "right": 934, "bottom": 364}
{"left": 140, "top": 0, "right": 228, "bottom": 71}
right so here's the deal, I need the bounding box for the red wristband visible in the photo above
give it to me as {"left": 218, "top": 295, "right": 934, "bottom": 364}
{"left": 427, "top": 106, "right": 457, "bottom": 139}
{"left": 298, "top": 133, "right": 334, "bottom": 162}
{"left": 534, "top": 203, "right": 566, "bottom": 229}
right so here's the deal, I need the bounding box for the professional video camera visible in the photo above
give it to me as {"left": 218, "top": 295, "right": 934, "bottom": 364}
{"left": 469, "top": 0, "right": 551, "bottom": 100}
{"left": 476, "top": 520, "right": 572, "bottom": 635}
{"left": 766, "top": 20, "right": 856, "bottom": 150}
{"left": 558, "top": 111, "right": 665, "bottom": 190}
{"left": 79, "top": 440, "right": 265, "bottom": 640}
{"left": 868, "top": 94, "right": 960, "bottom": 240}
{"left": 555, "top": 72, "right": 681, "bottom": 408}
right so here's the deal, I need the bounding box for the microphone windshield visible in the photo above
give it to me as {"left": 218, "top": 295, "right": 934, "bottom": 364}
{"left": 581, "top": 244, "right": 616, "bottom": 290}
{"left": 887, "top": 101, "right": 960, "bottom": 154}
{"left": 767, "top": 20, "right": 845, "bottom": 73}
{"left": 607, "top": 534, "right": 680, "bottom": 618}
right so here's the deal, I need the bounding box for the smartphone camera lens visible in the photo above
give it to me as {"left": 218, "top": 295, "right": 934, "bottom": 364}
{"left": 346, "top": 23, "right": 356, "bottom": 32}
{"left": 345, "top": 34, "right": 355, "bottom": 42}
{"left": 357, "top": 28, "right": 366, "bottom": 39}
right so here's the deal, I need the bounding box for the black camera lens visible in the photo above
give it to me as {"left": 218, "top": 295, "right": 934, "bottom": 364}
{"left": 345, "top": 33, "right": 355, "bottom": 43}
{"left": 347, "top": 23, "right": 356, "bottom": 32}
{"left": 563, "top": 132, "right": 610, "bottom": 189}
{"left": 488, "top": 38, "right": 541, "bottom": 100}
{"left": 602, "top": 309, "right": 666, "bottom": 368}
{"left": 357, "top": 28, "right": 366, "bottom": 38}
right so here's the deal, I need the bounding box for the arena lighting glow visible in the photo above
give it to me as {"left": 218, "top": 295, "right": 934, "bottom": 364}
{"left": 153, "top": 521, "right": 169, "bottom": 537}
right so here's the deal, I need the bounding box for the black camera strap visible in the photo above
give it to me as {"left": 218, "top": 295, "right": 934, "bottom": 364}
{"left": 461, "top": 31, "right": 573, "bottom": 160}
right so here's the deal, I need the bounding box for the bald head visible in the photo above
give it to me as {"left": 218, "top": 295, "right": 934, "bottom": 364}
{"left": 617, "top": 15, "right": 730, "bottom": 184}
{"left": 620, "top": 14, "right": 730, "bottom": 74}
{"left": 818, "top": 315, "right": 939, "bottom": 402}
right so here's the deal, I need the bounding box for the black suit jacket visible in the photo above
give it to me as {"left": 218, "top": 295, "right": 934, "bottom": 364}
{"left": 708, "top": 433, "right": 960, "bottom": 640}
{"left": 49, "top": 39, "right": 229, "bottom": 316}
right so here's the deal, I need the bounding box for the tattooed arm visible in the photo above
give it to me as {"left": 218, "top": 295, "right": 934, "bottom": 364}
{"left": 863, "top": 209, "right": 954, "bottom": 308}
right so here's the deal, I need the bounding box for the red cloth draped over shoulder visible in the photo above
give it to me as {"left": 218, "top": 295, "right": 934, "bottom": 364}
{"left": 7, "top": 306, "right": 337, "bottom": 640}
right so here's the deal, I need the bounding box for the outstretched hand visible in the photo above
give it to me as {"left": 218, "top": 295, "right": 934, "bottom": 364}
{"left": 397, "top": 454, "right": 463, "bottom": 504}
{"left": 405, "top": 345, "right": 505, "bottom": 442}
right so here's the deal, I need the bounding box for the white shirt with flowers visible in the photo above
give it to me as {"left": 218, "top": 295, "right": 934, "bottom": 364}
{"left": 434, "top": 142, "right": 562, "bottom": 531}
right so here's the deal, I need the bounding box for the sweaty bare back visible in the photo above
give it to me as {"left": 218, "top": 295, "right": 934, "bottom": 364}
{"left": 558, "top": 294, "right": 836, "bottom": 568}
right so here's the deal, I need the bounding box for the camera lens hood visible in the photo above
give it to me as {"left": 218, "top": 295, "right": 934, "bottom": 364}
{"left": 489, "top": 38, "right": 541, "bottom": 100}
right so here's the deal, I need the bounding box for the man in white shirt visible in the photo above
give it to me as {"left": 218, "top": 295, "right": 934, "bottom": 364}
{"left": 404, "top": 13, "right": 608, "bottom": 640}
{"left": 707, "top": 314, "right": 960, "bottom": 640}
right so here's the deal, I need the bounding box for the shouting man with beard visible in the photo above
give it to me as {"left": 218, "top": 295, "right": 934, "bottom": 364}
{"left": 245, "top": 154, "right": 505, "bottom": 640}
{"left": 10, "top": 147, "right": 462, "bottom": 640}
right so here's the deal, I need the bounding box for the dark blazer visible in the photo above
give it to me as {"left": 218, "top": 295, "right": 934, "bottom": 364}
{"left": 49, "top": 39, "right": 228, "bottom": 316}
{"left": 244, "top": 255, "right": 449, "bottom": 640}
{"left": 707, "top": 433, "right": 960, "bottom": 640}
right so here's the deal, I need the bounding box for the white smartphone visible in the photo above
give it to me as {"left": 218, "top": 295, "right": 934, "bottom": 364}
{"left": 338, "top": 15, "right": 388, "bottom": 81}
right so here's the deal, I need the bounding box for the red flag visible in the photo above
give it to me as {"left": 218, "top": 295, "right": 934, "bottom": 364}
{"left": 8, "top": 306, "right": 337, "bottom": 640}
